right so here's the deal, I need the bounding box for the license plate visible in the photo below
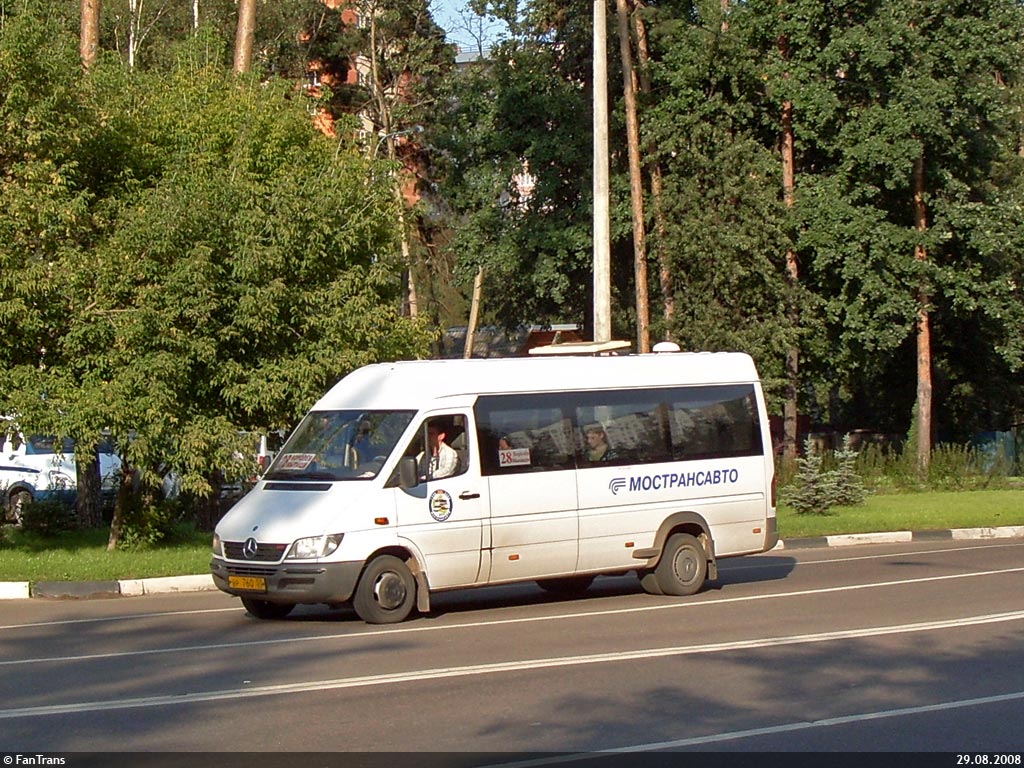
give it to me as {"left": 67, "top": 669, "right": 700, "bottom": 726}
{"left": 228, "top": 575, "right": 267, "bottom": 592}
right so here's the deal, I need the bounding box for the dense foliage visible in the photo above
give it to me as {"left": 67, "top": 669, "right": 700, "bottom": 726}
{"left": 435, "top": 0, "right": 1024, "bottom": 445}
{"left": 1, "top": 0, "right": 1022, "bottom": 541}
{"left": 0, "top": 1, "right": 432, "bottom": 536}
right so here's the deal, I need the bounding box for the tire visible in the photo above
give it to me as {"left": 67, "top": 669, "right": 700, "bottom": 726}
{"left": 7, "top": 489, "right": 31, "bottom": 526}
{"left": 653, "top": 533, "right": 707, "bottom": 596}
{"left": 536, "top": 575, "right": 595, "bottom": 593}
{"left": 353, "top": 555, "right": 416, "bottom": 624}
{"left": 241, "top": 597, "right": 295, "bottom": 620}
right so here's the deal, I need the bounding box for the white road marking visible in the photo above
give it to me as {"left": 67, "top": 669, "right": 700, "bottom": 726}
{"left": 2, "top": 565, "right": 1023, "bottom": 667}
{"left": 1, "top": 609, "right": 1023, "bottom": 720}
{"left": 487, "top": 690, "right": 1024, "bottom": 766}
{"left": 1, "top": 540, "right": 1017, "bottom": 632}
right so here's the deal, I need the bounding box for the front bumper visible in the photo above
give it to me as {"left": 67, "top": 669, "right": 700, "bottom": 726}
{"left": 210, "top": 556, "right": 364, "bottom": 605}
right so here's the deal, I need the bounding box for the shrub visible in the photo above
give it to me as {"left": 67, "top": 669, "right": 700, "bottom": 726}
{"left": 783, "top": 438, "right": 842, "bottom": 515}
{"left": 831, "top": 434, "right": 870, "bottom": 507}
{"left": 783, "top": 435, "right": 872, "bottom": 515}
{"left": 19, "top": 498, "right": 78, "bottom": 536}
{"left": 117, "top": 498, "right": 196, "bottom": 549}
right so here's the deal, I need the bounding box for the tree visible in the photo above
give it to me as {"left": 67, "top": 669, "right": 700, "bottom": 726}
{"left": 433, "top": 30, "right": 597, "bottom": 334}
{"left": 615, "top": 0, "right": 651, "bottom": 353}
{"left": 789, "top": 0, "right": 1024, "bottom": 458}
{"left": 2, "top": 19, "right": 433, "bottom": 543}
{"left": 642, "top": 1, "right": 794, "bottom": 377}
{"left": 334, "top": 0, "right": 453, "bottom": 321}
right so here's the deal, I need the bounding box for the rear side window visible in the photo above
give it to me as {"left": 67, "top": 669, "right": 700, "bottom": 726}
{"left": 476, "top": 384, "right": 763, "bottom": 476}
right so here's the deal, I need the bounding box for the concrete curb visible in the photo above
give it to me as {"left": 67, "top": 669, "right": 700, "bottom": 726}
{"left": 772, "top": 524, "right": 1024, "bottom": 550}
{"left": 2, "top": 525, "right": 1023, "bottom": 600}
{"left": 5, "top": 574, "right": 216, "bottom": 600}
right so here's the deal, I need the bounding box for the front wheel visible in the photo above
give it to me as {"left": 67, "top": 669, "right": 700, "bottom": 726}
{"left": 653, "top": 533, "right": 707, "bottom": 596}
{"left": 241, "top": 597, "right": 295, "bottom": 620}
{"left": 353, "top": 555, "right": 416, "bottom": 624}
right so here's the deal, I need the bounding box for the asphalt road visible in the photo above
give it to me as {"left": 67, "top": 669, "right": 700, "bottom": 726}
{"left": 2, "top": 538, "right": 1023, "bottom": 759}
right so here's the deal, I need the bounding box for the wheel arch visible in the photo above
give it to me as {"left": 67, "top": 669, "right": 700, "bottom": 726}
{"left": 365, "top": 543, "right": 432, "bottom": 614}
{"left": 633, "top": 511, "right": 718, "bottom": 581}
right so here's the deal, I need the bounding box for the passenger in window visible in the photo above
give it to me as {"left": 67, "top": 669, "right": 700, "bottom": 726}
{"left": 584, "top": 425, "right": 615, "bottom": 462}
{"left": 418, "top": 422, "right": 459, "bottom": 480}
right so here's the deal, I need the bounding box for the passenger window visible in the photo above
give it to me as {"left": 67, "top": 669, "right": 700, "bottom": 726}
{"left": 475, "top": 395, "right": 574, "bottom": 475}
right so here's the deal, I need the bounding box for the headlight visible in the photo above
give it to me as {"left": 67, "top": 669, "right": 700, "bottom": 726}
{"left": 287, "top": 533, "right": 344, "bottom": 560}
{"left": 212, "top": 533, "right": 223, "bottom": 557}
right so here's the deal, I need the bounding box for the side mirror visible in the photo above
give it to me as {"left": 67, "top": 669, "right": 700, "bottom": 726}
{"left": 399, "top": 456, "right": 419, "bottom": 489}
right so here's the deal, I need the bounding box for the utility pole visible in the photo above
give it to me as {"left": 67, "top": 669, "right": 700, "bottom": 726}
{"left": 593, "top": 0, "right": 612, "bottom": 343}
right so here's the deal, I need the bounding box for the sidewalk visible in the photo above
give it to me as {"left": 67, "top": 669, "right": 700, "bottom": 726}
{"left": 2, "top": 524, "right": 1023, "bottom": 600}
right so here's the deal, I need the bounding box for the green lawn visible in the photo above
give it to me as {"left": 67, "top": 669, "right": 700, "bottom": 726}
{"left": 776, "top": 489, "right": 1024, "bottom": 538}
{"left": 1, "top": 489, "right": 1022, "bottom": 583}
{"left": 0, "top": 527, "right": 212, "bottom": 582}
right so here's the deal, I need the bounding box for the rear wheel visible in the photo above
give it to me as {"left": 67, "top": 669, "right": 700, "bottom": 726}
{"left": 536, "top": 575, "right": 595, "bottom": 593}
{"left": 653, "top": 533, "right": 707, "bottom": 596}
{"left": 353, "top": 555, "right": 416, "bottom": 624}
{"left": 241, "top": 597, "right": 295, "bottom": 620}
{"left": 7, "top": 489, "right": 31, "bottom": 525}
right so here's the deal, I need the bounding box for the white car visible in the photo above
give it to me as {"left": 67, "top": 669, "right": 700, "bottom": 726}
{"left": 1, "top": 432, "right": 120, "bottom": 524}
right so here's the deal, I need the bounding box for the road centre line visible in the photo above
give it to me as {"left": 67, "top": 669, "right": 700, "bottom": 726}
{"left": 2, "top": 540, "right": 1017, "bottom": 633}
{"left": 1, "top": 609, "right": 1023, "bottom": 720}
{"left": 2, "top": 565, "right": 1023, "bottom": 668}
{"left": 488, "top": 690, "right": 1024, "bottom": 766}
{"left": 726, "top": 541, "right": 1024, "bottom": 571}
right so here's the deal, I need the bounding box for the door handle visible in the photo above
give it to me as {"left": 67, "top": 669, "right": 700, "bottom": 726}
{"left": 459, "top": 491, "right": 481, "bottom": 500}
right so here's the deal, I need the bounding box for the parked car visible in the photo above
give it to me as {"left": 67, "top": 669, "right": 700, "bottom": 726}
{"left": 1, "top": 429, "right": 121, "bottom": 524}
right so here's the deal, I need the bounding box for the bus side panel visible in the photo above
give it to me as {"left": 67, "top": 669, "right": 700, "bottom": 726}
{"left": 486, "top": 470, "right": 579, "bottom": 583}
{"left": 575, "top": 456, "right": 771, "bottom": 569}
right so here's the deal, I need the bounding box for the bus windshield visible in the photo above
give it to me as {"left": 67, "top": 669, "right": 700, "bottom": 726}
{"left": 265, "top": 410, "right": 415, "bottom": 482}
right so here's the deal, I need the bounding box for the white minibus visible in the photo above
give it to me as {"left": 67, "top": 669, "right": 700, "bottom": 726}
{"left": 210, "top": 352, "right": 778, "bottom": 623}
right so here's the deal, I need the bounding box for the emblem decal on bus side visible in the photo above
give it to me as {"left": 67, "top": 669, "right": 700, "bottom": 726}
{"left": 429, "top": 489, "right": 454, "bottom": 521}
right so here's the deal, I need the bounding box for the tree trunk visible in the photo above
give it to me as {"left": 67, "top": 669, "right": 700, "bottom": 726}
{"left": 913, "top": 152, "right": 933, "bottom": 474}
{"left": 232, "top": 0, "right": 256, "bottom": 74}
{"left": 107, "top": 464, "right": 133, "bottom": 551}
{"left": 464, "top": 266, "right": 484, "bottom": 359}
{"left": 80, "top": 0, "right": 100, "bottom": 69}
{"left": 75, "top": 449, "right": 104, "bottom": 529}
{"left": 632, "top": 4, "right": 674, "bottom": 336}
{"left": 127, "top": 0, "right": 139, "bottom": 68}
{"left": 616, "top": 0, "right": 651, "bottom": 353}
{"left": 780, "top": 29, "right": 800, "bottom": 464}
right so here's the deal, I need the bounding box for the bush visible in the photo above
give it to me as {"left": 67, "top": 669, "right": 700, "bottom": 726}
{"left": 832, "top": 435, "right": 870, "bottom": 506}
{"left": 19, "top": 498, "right": 78, "bottom": 536}
{"left": 783, "top": 438, "right": 842, "bottom": 515}
{"left": 117, "top": 498, "right": 197, "bottom": 549}
{"left": 783, "top": 436, "right": 871, "bottom": 515}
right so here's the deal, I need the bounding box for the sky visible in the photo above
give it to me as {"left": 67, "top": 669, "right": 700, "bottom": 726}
{"left": 431, "top": 0, "right": 508, "bottom": 51}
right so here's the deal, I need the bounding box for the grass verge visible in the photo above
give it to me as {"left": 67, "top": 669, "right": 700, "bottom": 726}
{"left": 1, "top": 489, "right": 1022, "bottom": 583}
{"left": 0, "top": 527, "right": 211, "bottom": 583}
{"left": 778, "top": 489, "right": 1024, "bottom": 538}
